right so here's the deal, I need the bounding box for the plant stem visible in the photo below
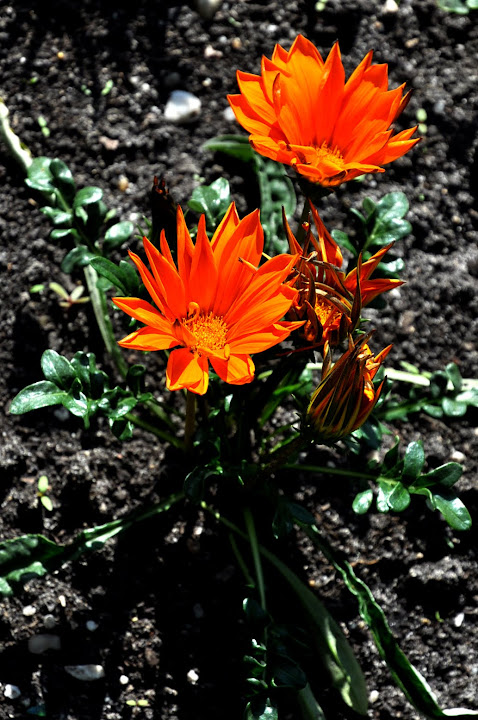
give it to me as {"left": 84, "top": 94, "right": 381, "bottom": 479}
{"left": 184, "top": 390, "right": 196, "bottom": 453}
{"left": 124, "top": 412, "right": 184, "bottom": 450}
{"left": 243, "top": 507, "right": 267, "bottom": 612}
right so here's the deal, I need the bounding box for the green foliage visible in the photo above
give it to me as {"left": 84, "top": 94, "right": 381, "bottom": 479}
{"left": 188, "top": 177, "right": 232, "bottom": 231}
{"left": 437, "top": 0, "right": 478, "bottom": 13}
{"left": 380, "top": 362, "right": 478, "bottom": 422}
{"left": 300, "top": 521, "right": 478, "bottom": 719}
{"left": 9, "top": 349, "right": 151, "bottom": 439}
{"left": 25, "top": 156, "right": 134, "bottom": 257}
{"left": 353, "top": 440, "right": 472, "bottom": 531}
{"left": 202, "top": 135, "right": 296, "bottom": 253}
{"left": 89, "top": 256, "right": 141, "bottom": 295}
{"left": 332, "top": 191, "right": 410, "bottom": 278}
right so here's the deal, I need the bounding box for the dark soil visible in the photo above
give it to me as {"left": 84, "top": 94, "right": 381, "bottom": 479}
{"left": 1, "top": 1, "right": 477, "bottom": 719}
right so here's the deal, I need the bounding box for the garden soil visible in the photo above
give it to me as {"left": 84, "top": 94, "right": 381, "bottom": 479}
{"left": 0, "top": 0, "right": 478, "bottom": 718}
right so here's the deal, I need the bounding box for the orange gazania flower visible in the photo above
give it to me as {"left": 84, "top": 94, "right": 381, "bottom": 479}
{"left": 113, "top": 204, "right": 302, "bottom": 395}
{"left": 285, "top": 201, "right": 403, "bottom": 348}
{"left": 228, "top": 35, "right": 419, "bottom": 187}
{"left": 306, "top": 333, "right": 391, "bottom": 443}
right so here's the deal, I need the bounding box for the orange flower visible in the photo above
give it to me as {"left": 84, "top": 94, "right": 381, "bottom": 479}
{"left": 228, "top": 35, "right": 419, "bottom": 187}
{"left": 306, "top": 334, "right": 391, "bottom": 442}
{"left": 113, "top": 204, "right": 302, "bottom": 395}
{"left": 285, "top": 201, "right": 403, "bottom": 347}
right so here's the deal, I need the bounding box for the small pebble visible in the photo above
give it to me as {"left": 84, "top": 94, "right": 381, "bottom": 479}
{"left": 450, "top": 449, "right": 465, "bottom": 464}
{"left": 119, "top": 675, "right": 129, "bottom": 685}
{"left": 187, "top": 669, "right": 199, "bottom": 685}
{"left": 382, "top": 0, "right": 399, "bottom": 12}
{"left": 164, "top": 91, "right": 201, "bottom": 124}
{"left": 86, "top": 620, "right": 99, "bottom": 632}
{"left": 58, "top": 595, "right": 66, "bottom": 608}
{"left": 22, "top": 605, "right": 36, "bottom": 617}
{"left": 369, "top": 689, "right": 379, "bottom": 704}
{"left": 4, "top": 684, "right": 21, "bottom": 700}
{"left": 28, "top": 634, "right": 61, "bottom": 654}
{"left": 453, "top": 612, "right": 465, "bottom": 628}
{"left": 194, "top": 0, "right": 223, "bottom": 19}
{"left": 223, "top": 106, "right": 235, "bottom": 122}
{"left": 64, "top": 664, "right": 105, "bottom": 681}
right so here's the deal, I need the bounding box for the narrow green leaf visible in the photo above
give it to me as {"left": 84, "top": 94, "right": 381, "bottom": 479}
{"left": 297, "top": 684, "right": 327, "bottom": 720}
{"left": 89, "top": 256, "right": 128, "bottom": 294}
{"left": 428, "top": 491, "right": 472, "bottom": 531}
{"left": 202, "top": 134, "right": 255, "bottom": 162}
{"left": 301, "top": 524, "right": 478, "bottom": 718}
{"left": 0, "top": 535, "right": 65, "bottom": 596}
{"left": 414, "top": 463, "right": 462, "bottom": 489}
{"left": 25, "top": 157, "right": 55, "bottom": 193}
{"left": 445, "top": 363, "right": 462, "bottom": 391}
{"left": 41, "top": 496, "right": 53, "bottom": 512}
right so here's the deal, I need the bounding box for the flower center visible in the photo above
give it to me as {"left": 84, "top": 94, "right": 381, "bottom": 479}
{"left": 314, "top": 142, "right": 345, "bottom": 169}
{"left": 315, "top": 296, "right": 341, "bottom": 328}
{"left": 183, "top": 310, "right": 229, "bottom": 357}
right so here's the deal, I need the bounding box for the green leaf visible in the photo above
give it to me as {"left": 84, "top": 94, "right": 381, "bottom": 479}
{"left": 260, "top": 547, "right": 368, "bottom": 714}
{"left": 467, "top": 0, "right": 478, "bottom": 8}
{"left": 297, "top": 684, "right": 327, "bottom": 720}
{"left": 103, "top": 221, "right": 134, "bottom": 253}
{"left": 244, "top": 698, "right": 279, "bottom": 720}
{"left": 89, "top": 257, "right": 130, "bottom": 295}
{"left": 445, "top": 363, "right": 462, "bottom": 391}
{"left": 188, "top": 177, "right": 231, "bottom": 229}
{"left": 428, "top": 490, "right": 472, "bottom": 531}
{"left": 376, "top": 192, "right": 409, "bottom": 221}
{"left": 61, "top": 246, "right": 97, "bottom": 273}
{"left": 37, "top": 475, "right": 49, "bottom": 493}
{"left": 331, "top": 229, "right": 356, "bottom": 256}
{"left": 41, "top": 349, "right": 76, "bottom": 389}
{"left": 301, "top": 524, "right": 478, "bottom": 718}
{"left": 352, "top": 488, "right": 374, "bottom": 514}
{"left": 0, "top": 535, "right": 65, "bottom": 596}
{"left": 413, "top": 463, "right": 462, "bottom": 490}
{"left": 50, "top": 158, "right": 76, "bottom": 201}
{"left": 388, "top": 482, "right": 411, "bottom": 512}
{"left": 402, "top": 441, "right": 425, "bottom": 481}
{"left": 202, "top": 134, "right": 255, "bottom": 162}
{"left": 25, "top": 157, "right": 56, "bottom": 194}
{"left": 41, "top": 496, "right": 53, "bottom": 512}
{"left": 73, "top": 186, "right": 103, "bottom": 208}
{"left": 442, "top": 397, "right": 468, "bottom": 417}
{"left": 40, "top": 207, "right": 73, "bottom": 226}
{"left": 437, "top": 0, "right": 469, "bottom": 12}
{"left": 272, "top": 656, "right": 307, "bottom": 690}
{"left": 9, "top": 381, "right": 70, "bottom": 415}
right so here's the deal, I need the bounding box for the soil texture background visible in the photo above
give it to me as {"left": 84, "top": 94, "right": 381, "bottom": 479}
{"left": 0, "top": 1, "right": 477, "bottom": 719}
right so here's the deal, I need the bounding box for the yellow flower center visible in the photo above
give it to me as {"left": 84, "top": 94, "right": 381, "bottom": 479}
{"left": 182, "top": 309, "right": 229, "bottom": 358}
{"left": 315, "top": 296, "right": 341, "bottom": 328}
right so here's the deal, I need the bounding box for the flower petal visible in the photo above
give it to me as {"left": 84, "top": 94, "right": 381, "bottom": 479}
{"left": 166, "top": 348, "right": 209, "bottom": 394}
{"left": 209, "top": 353, "right": 255, "bottom": 386}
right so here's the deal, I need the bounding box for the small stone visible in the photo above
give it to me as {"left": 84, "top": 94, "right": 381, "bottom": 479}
{"left": 28, "top": 634, "right": 61, "bottom": 654}
{"left": 204, "top": 44, "right": 223, "bottom": 59}
{"left": 119, "top": 675, "right": 129, "bottom": 685}
{"left": 202, "top": 77, "right": 212, "bottom": 88}
{"left": 4, "top": 684, "right": 21, "bottom": 700}
{"left": 231, "top": 37, "right": 242, "bottom": 50}
{"left": 22, "top": 605, "right": 37, "bottom": 617}
{"left": 64, "top": 664, "right": 105, "bottom": 681}
{"left": 44, "top": 614, "right": 56, "bottom": 630}
{"left": 58, "top": 595, "right": 66, "bottom": 608}
{"left": 194, "top": 0, "right": 223, "bottom": 19}
{"left": 369, "top": 689, "right": 379, "bottom": 704}
{"left": 453, "top": 612, "right": 465, "bottom": 628}
{"left": 382, "top": 0, "right": 399, "bottom": 12}
{"left": 187, "top": 669, "right": 199, "bottom": 684}
{"left": 118, "top": 176, "right": 129, "bottom": 192}
{"left": 223, "top": 106, "right": 235, "bottom": 122}
{"left": 450, "top": 450, "right": 465, "bottom": 464}
{"left": 164, "top": 91, "right": 201, "bottom": 124}
{"left": 86, "top": 620, "right": 99, "bottom": 632}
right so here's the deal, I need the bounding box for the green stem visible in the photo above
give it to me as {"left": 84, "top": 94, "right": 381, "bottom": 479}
{"left": 125, "top": 412, "right": 184, "bottom": 450}
{"left": 184, "top": 390, "right": 196, "bottom": 453}
{"left": 243, "top": 507, "right": 267, "bottom": 612}
{"left": 228, "top": 532, "right": 255, "bottom": 588}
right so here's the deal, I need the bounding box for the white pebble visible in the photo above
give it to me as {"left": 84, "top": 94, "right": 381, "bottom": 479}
{"left": 164, "top": 91, "right": 201, "bottom": 124}
{"left": 4, "top": 684, "right": 21, "bottom": 700}
{"left": 453, "top": 612, "right": 465, "bottom": 628}
{"left": 223, "top": 106, "right": 236, "bottom": 122}
{"left": 64, "top": 664, "right": 105, "bottom": 681}
{"left": 450, "top": 450, "right": 466, "bottom": 464}
{"left": 383, "top": 0, "right": 399, "bottom": 12}
{"left": 22, "top": 605, "right": 37, "bottom": 617}
{"left": 369, "top": 689, "right": 379, "bottom": 704}
{"left": 86, "top": 620, "right": 99, "bottom": 632}
{"left": 28, "top": 634, "right": 61, "bottom": 654}
{"left": 187, "top": 669, "right": 199, "bottom": 684}
{"left": 58, "top": 595, "right": 66, "bottom": 608}
{"left": 119, "top": 674, "right": 129, "bottom": 685}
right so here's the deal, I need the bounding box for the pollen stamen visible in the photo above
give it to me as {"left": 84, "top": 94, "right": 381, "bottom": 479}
{"left": 182, "top": 311, "right": 228, "bottom": 357}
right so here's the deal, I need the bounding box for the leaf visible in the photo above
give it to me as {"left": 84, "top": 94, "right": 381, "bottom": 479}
{"left": 244, "top": 698, "right": 279, "bottom": 720}
{"left": 260, "top": 547, "right": 368, "bottom": 714}
{"left": 61, "top": 246, "right": 97, "bottom": 273}
{"left": 352, "top": 488, "right": 374, "bottom": 514}
{"left": 388, "top": 482, "right": 411, "bottom": 512}
{"left": 73, "top": 186, "right": 103, "bottom": 208}
{"left": 437, "top": 0, "right": 469, "bottom": 12}
{"left": 202, "top": 134, "right": 255, "bottom": 162}
{"left": 0, "top": 535, "right": 65, "bottom": 596}
{"left": 297, "top": 684, "right": 327, "bottom": 720}
{"left": 41, "top": 496, "right": 53, "bottom": 512}
{"left": 89, "top": 256, "right": 129, "bottom": 294}
{"left": 25, "top": 157, "right": 56, "bottom": 194}
{"left": 331, "top": 229, "right": 356, "bottom": 256}
{"left": 50, "top": 158, "right": 76, "bottom": 201}
{"left": 413, "top": 463, "right": 462, "bottom": 490}
{"left": 188, "top": 177, "right": 231, "bottom": 229}
{"left": 445, "top": 363, "right": 462, "bottom": 392}
{"left": 9, "top": 381, "right": 71, "bottom": 415}
{"left": 402, "top": 441, "right": 425, "bottom": 481}
{"left": 103, "top": 221, "right": 134, "bottom": 253}
{"left": 301, "top": 524, "right": 478, "bottom": 718}
{"left": 41, "top": 349, "right": 76, "bottom": 389}
{"left": 428, "top": 490, "right": 472, "bottom": 531}
{"left": 442, "top": 397, "right": 468, "bottom": 417}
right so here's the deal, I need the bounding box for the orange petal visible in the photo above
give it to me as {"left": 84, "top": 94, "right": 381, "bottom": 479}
{"left": 189, "top": 214, "right": 218, "bottom": 311}
{"left": 112, "top": 297, "right": 172, "bottom": 332}
{"left": 166, "top": 348, "right": 209, "bottom": 394}
{"left": 117, "top": 326, "right": 179, "bottom": 351}
{"left": 209, "top": 353, "right": 255, "bottom": 385}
